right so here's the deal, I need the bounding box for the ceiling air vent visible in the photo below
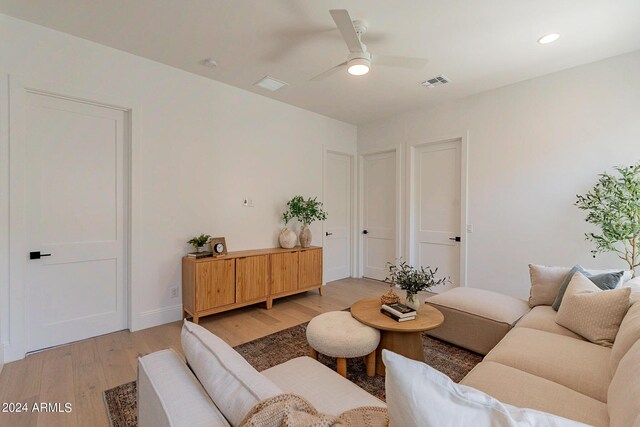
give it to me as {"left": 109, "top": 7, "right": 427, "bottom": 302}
{"left": 421, "top": 75, "right": 450, "bottom": 89}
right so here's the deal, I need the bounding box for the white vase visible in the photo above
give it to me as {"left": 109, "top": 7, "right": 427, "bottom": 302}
{"left": 279, "top": 227, "right": 297, "bottom": 249}
{"left": 197, "top": 245, "right": 207, "bottom": 253}
{"left": 405, "top": 293, "right": 421, "bottom": 311}
{"left": 299, "top": 223, "right": 312, "bottom": 248}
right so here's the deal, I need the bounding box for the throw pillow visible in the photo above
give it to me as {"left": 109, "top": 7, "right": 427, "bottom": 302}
{"left": 529, "top": 264, "right": 571, "bottom": 307}
{"left": 181, "top": 320, "right": 282, "bottom": 427}
{"left": 382, "top": 350, "right": 589, "bottom": 427}
{"left": 552, "top": 265, "right": 623, "bottom": 311}
{"left": 555, "top": 273, "right": 631, "bottom": 347}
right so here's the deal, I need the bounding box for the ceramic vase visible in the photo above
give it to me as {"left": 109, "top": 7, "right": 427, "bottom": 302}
{"left": 405, "top": 292, "right": 421, "bottom": 311}
{"left": 299, "top": 223, "right": 312, "bottom": 248}
{"left": 279, "top": 227, "right": 297, "bottom": 249}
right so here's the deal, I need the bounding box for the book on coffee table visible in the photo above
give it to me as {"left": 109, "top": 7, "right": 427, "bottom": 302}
{"left": 381, "top": 302, "right": 417, "bottom": 318}
{"left": 380, "top": 309, "right": 416, "bottom": 322}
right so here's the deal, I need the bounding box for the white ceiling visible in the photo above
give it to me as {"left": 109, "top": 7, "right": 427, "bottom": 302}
{"left": 1, "top": 0, "right": 639, "bottom": 124}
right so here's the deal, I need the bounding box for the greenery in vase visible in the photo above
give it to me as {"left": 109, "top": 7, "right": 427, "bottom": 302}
{"left": 187, "top": 234, "right": 211, "bottom": 251}
{"left": 384, "top": 260, "right": 449, "bottom": 296}
{"left": 281, "top": 211, "right": 294, "bottom": 227}
{"left": 282, "top": 195, "right": 328, "bottom": 225}
{"left": 576, "top": 163, "right": 640, "bottom": 276}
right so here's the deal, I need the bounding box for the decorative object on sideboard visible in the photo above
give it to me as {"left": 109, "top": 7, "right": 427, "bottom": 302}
{"left": 384, "top": 259, "right": 449, "bottom": 311}
{"left": 576, "top": 162, "right": 640, "bottom": 277}
{"left": 284, "top": 195, "right": 328, "bottom": 248}
{"left": 279, "top": 210, "right": 297, "bottom": 249}
{"left": 209, "top": 237, "right": 228, "bottom": 257}
{"left": 187, "top": 234, "right": 212, "bottom": 253}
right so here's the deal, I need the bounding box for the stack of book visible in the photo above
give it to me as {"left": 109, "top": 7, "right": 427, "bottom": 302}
{"left": 380, "top": 302, "right": 417, "bottom": 322}
{"left": 187, "top": 251, "right": 213, "bottom": 259}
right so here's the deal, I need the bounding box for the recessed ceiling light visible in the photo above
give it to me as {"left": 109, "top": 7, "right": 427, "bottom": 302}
{"left": 202, "top": 58, "right": 218, "bottom": 68}
{"left": 538, "top": 33, "right": 560, "bottom": 45}
{"left": 253, "top": 76, "right": 288, "bottom": 92}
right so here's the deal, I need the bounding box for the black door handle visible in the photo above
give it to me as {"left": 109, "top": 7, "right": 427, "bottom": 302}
{"left": 449, "top": 237, "right": 461, "bottom": 242}
{"left": 363, "top": 230, "right": 368, "bottom": 235}
{"left": 30, "top": 251, "right": 52, "bottom": 260}
{"left": 325, "top": 232, "right": 333, "bottom": 236}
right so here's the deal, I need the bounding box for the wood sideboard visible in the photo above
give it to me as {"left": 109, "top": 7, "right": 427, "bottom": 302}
{"left": 182, "top": 246, "right": 323, "bottom": 323}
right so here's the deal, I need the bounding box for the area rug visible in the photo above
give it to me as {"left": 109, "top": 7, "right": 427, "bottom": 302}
{"left": 104, "top": 322, "right": 482, "bottom": 426}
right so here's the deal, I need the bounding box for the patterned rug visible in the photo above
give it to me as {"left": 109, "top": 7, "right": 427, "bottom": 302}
{"left": 104, "top": 321, "right": 482, "bottom": 426}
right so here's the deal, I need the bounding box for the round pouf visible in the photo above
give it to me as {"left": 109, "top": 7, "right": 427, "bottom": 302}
{"left": 306, "top": 311, "right": 380, "bottom": 377}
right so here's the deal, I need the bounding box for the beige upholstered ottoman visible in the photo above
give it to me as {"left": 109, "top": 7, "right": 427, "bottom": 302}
{"left": 426, "top": 288, "right": 531, "bottom": 355}
{"left": 306, "top": 311, "right": 380, "bottom": 378}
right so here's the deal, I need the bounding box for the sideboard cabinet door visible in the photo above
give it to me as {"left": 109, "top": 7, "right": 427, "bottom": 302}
{"left": 196, "top": 259, "right": 235, "bottom": 311}
{"left": 271, "top": 251, "right": 299, "bottom": 294}
{"left": 299, "top": 248, "right": 323, "bottom": 288}
{"left": 236, "top": 255, "right": 269, "bottom": 303}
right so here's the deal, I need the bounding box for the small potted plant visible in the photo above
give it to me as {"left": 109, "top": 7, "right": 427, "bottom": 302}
{"left": 283, "top": 196, "right": 328, "bottom": 248}
{"left": 187, "top": 234, "right": 211, "bottom": 253}
{"left": 279, "top": 211, "right": 297, "bottom": 249}
{"left": 384, "top": 260, "right": 449, "bottom": 310}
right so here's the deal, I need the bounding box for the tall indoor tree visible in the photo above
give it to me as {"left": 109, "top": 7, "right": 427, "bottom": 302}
{"left": 576, "top": 163, "right": 640, "bottom": 276}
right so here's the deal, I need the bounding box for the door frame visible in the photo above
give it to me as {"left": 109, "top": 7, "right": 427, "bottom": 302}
{"left": 2, "top": 74, "right": 139, "bottom": 362}
{"left": 407, "top": 132, "right": 469, "bottom": 287}
{"left": 322, "top": 148, "right": 356, "bottom": 283}
{"left": 358, "top": 146, "right": 403, "bottom": 279}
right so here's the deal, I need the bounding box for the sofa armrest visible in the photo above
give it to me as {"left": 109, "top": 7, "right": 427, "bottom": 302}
{"left": 137, "top": 349, "right": 230, "bottom": 427}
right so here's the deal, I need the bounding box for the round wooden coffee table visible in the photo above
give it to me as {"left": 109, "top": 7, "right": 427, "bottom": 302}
{"left": 351, "top": 297, "right": 444, "bottom": 375}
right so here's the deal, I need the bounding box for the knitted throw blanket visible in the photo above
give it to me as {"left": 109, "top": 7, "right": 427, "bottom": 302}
{"left": 239, "top": 394, "right": 389, "bottom": 427}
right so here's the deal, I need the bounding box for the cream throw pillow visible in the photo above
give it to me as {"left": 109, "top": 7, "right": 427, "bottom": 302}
{"left": 555, "top": 272, "right": 631, "bottom": 347}
{"left": 529, "top": 264, "right": 571, "bottom": 307}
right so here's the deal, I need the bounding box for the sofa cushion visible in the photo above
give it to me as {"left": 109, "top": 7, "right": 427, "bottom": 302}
{"left": 461, "top": 361, "right": 608, "bottom": 427}
{"left": 528, "top": 264, "right": 632, "bottom": 308}
{"left": 515, "top": 306, "right": 585, "bottom": 340}
{"left": 181, "top": 320, "right": 282, "bottom": 427}
{"left": 610, "top": 295, "right": 640, "bottom": 375}
{"left": 137, "top": 349, "right": 231, "bottom": 427}
{"left": 383, "top": 350, "right": 589, "bottom": 427}
{"left": 608, "top": 339, "right": 640, "bottom": 427}
{"left": 484, "top": 327, "right": 612, "bottom": 402}
{"left": 556, "top": 272, "right": 631, "bottom": 347}
{"left": 261, "top": 356, "right": 385, "bottom": 416}
{"left": 529, "top": 264, "right": 572, "bottom": 307}
{"left": 552, "top": 265, "right": 623, "bottom": 311}
{"left": 426, "top": 287, "right": 530, "bottom": 355}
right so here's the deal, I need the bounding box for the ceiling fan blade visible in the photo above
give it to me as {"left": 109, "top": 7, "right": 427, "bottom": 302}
{"left": 310, "top": 62, "right": 347, "bottom": 81}
{"left": 329, "top": 9, "right": 364, "bottom": 53}
{"left": 372, "top": 54, "right": 428, "bottom": 69}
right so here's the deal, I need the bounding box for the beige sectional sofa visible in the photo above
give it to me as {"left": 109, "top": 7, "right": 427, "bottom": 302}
{"left": 460, "top": 295, "right": 640, "bottom": 427}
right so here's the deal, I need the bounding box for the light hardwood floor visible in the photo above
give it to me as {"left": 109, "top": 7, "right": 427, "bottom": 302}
{"left": 0, "top": 278, "right": 390, "bottom": 427}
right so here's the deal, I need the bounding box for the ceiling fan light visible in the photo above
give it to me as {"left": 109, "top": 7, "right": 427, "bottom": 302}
{"left": 347, "top": 58, "right": 370, "bottom": 76}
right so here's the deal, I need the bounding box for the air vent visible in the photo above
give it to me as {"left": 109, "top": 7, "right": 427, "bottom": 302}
{"left": 421, "top": 75, "right": 450, "bottom": 89}
{"left": 253, "top": 76, "right": 288, "bottom": 92}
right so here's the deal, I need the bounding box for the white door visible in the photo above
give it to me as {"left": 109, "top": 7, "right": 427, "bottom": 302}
{"left": 362, "top": 151, "right": 396, "bottom": 280}
{"left": 323, "top": 151, "right": 352, "bottom": 282}
{"left": 413, "top": 140, "right": 462, "bottom": 293}
{"left": 25, "top": 92, "right": 127, "bottom": 352}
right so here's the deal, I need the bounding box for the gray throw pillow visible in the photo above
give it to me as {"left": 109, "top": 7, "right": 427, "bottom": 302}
{"left": 552, "top": 265, "right": 623, "bottom": 311}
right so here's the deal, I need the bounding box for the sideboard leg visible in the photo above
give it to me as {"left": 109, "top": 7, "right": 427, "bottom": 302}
{"left": 266, "top": 298, "right": 273, "bottom": 309}
{"left": 318, "top": 286, "right": 323, "bottom": 296}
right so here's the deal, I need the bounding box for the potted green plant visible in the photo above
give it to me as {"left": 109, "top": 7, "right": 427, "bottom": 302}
{"left": 279, "top": 211, "right": 297, "bottom": 249}
{"left": 576, "top": 163, "right": 640, "bottom": 276}
{"left": 384, "top": 260, "right": 449, "bottom": 310}
{"left": 187, "top": 234, "right": 211, "bottom": 253}
{"left": 283, "top": 196, "right": 328, "bottom": 248}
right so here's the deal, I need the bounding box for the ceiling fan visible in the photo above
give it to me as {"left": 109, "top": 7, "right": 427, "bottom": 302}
{"left": 311, "top": 9, "right": 428, "bottom": 81}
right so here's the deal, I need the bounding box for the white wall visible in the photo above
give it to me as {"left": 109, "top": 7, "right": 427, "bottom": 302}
{"left": 0, "top": 15, "right": 356, "bottom": 362}
{"left": 358, "top": 50, "right": 640, "bottom": 299}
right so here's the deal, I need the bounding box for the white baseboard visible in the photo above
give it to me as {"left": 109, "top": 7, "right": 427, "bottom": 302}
{"left": 132, "top": 304, "right": 182, "bottom": 331}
